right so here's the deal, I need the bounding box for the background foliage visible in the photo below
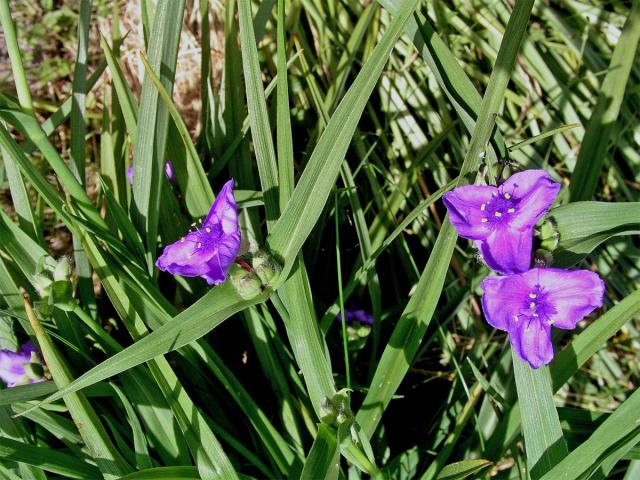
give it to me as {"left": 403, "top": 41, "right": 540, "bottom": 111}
{"left": 0, "top": 0, "right": 639, "bottom": 479}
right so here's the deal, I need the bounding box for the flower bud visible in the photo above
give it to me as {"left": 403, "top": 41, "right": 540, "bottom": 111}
{"left": 319, "top": 397, "right": 338, "bottom": 426}
{"left": 33, "top": 274, "right": 53, "bottom": 297}
{"left": 229, "top": 265, "right": 262, "bottom": 300}
{"left": 24, "top": 362, "right": 45, "bottom": 381}
{"left": 53, "top": 257, "right": 72, "bottom": 281}
{"left": 538, "top": 219, "right": 559, "bottom": 251}
{"left": 251, "top": 250, "right": 282, "bottom": 288}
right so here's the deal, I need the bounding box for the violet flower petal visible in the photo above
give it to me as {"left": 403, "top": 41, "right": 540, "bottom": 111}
{"left": 480, "top": 274, "right": 529, "bottom": 331}
{"left": 155, "top": 230, "right": 219, "bottom": 277}
{"left": 476, "top": 227, "right": 533, "bottom": 275}
{"left": 535, "top": 268, "right": 605, "bottom": 329}
{"left": 443, "top": 185, "right": 497, "bottom": 240}
{"left": 156, "top": 179, "right": 241, "bottom": 285}
{"left": 0, "top": 349, "right": 30, "bottom": 387}
{"left": 165, "top": 161, "right": 176, "bottom": 182}
{"left": 502, "top": 170, "right": 561, "bottom": 230}
{"left": 509, "top": 316, "right": 554, "bottom": 369}
{"left": 336, "top": 308, "right": 374, "bottom": 326}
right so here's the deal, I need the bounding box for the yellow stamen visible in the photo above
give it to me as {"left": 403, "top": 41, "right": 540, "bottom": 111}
{"left": 507, "top": 208, "right": 515, "bottom": 213}
{"left": 533, "top": 313, "right": 539, "bottom": 317}
{"left": 492, "top": 191, "right": 498, "bottom": 197}
{"left": 480, "top": 203, "right": 486, "bottom": 211}
{"left": 206, "top": 227, "right": 211, "bottom": 233}
{"left": 529, "top": 302, "right": 536, "bottom": 308}
{"left": 494, "top": 211, "right": 502, "bottom": 217}
{"left": 504, "top": 193, "right": 511, "bottom": 199}
{"left": 197, "top": 242, "right": 202, "bottom": 248}
{"left": 481, "top": 218, "right": 488, "bottom": 223}
{"left": 180, "top": 237, "right": 185, "bottom": 243}
{"left": 529, "top": 293, "right": 537, "bottom": 299}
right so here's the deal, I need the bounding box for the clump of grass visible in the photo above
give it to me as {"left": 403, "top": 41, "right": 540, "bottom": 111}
{"left": 0, "top": 0, "right": 638, "bottom": 479}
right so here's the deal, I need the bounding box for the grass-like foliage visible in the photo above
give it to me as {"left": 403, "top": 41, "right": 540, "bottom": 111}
{"left": 0, "top": 0, "right": 639, "bottom": 479}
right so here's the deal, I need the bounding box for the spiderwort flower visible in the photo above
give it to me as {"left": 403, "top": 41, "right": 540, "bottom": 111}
{"left": 156, "top": 179, "right": 241, "bottom": 285}
{"left": 126, "top": 161, "right": 175, "bottom": 184}
{"left": 0, "top": 341, "right": 48, "bottom": 388}
{"left": 164, "top": 161, "right": 176, "bottom": 181}
{"left": 481, "top": 268, "right": 605, "bottom": 368}
{"left": 443, "top": 170, "right": 561, "bottom": 274}
{"left": 336, "top": 308, "right": 374, "bottom": 326}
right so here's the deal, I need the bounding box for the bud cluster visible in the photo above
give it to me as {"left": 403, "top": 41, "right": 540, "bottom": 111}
{"left": 230, "top": 249, "right": 283, "bottom": 300}
{"left": 32, "top": 256, "right": 76, "bottom": 316}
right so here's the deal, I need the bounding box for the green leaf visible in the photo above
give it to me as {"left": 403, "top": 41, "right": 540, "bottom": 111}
{"left": 17, "top": 282, "right": 270, "bottom": 417}
{"left": 569, "top": 1, "right": 640, "bottom": 201}
{"left": 238, "top": 0, "right": 280, "bottom": 226}
{"left": 24, "top": 300, "right": 133, "bottom": 478}
{"left": 267, "top": 0, "right": 419, "bottom": 271}
{"left": 99, "top": 32, "right": 139, "bottom": 142}
{"left": 0, "top": 437, "right": 100, "bottom": 479}
{"left": 377, "top": 0, "right": 507, "bottom": 160}
{"left": 120, "top": 467, "right": 200, "bottom": 480}
{"left": 436, "top": 459, "right": 492, "bottom": 480}
{"left": 138, "top": 53, "right": 215, "bottom": 214}
{"left": 131, "top": 0, "right": 185, "bottom": 269}
{"left": 512, "top": 351, "right": 567, "bottom": 479}
{"left": 540, "top": 388, "right": 640, "bottom": 480}
{"left": 276, "top": 0, "right": 294, "bottom": 208}
{"left": 548, "top": 201, "right": 640, "bottom": 266}
{"left": 300, "top": 424, "right": 340, "bottom": 480}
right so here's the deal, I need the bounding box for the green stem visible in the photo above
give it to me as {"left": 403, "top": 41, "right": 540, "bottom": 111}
{"left": 335, "top": 190, "right": 350, "bottom": 389}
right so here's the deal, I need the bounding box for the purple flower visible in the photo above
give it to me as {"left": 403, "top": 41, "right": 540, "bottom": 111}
{"left": 443, "top": 170, "right": 561, "bottom": 274}
{"left": 126, "top": 166, "right": 134, "bottom": 184}
{"left": 126, "top": 162, "right": 175, "bottom": 184}
{"left": 481, "top": 268, "right": 604, "bottom": 368}
{"left": 156, "top": 179, "right": 241, "bottom": 285}
{"left": 164, "top": 161, "right": 175, "bottom": 182}
{"left": 0, "top": 341, "right": 47, "bottom": 388}
{"left": 337, "top": 308, "right": 374, "bottom": 326}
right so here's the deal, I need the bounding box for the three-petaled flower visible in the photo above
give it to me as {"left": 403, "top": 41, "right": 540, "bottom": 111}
{"left": 443, "top": 170, "right": 560, "bottom": 274}
{"left": 0, "top": 341, "right": 48, "bottom": 388}
{"left": 481, "top": 268, "right": 604, "bottom": 368}
{"left": 156, "top": 179, "right": 241, "bottom": 285}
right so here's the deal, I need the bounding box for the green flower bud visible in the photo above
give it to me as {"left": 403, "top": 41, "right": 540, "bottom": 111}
{"left": 24, "top": 362, "right": 45, "bottom": 381}
{"left": 251, "top": 250, "right": 282, "bottom": 288}
{"left": 33, "top": 274, "right": 53, "bottom": 297}
{"left": 229, "top": 265, "right": 262, "bottom": 300}
{"left": 538, "top": 218, "right": 559, "bottom": 251}
{"left": 319, "top": 397, "right": 338, "bottom": 426}
{"left": 53, "top": 257, "right": 72, "bottom": 281}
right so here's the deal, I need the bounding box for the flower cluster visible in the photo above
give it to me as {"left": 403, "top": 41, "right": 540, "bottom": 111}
{"left": 156, "top": 179, "right": 241, "bottom": 285}
{"left": 444, "top": 170, "right": 605, "bottom": 368}
{"left": 0, "top": 341, "right": 48, "bottom": 388}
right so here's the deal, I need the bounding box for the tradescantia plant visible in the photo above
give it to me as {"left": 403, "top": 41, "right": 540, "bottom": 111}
{"left": 0, "top": 0, "right": 639, "bottom": 479}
